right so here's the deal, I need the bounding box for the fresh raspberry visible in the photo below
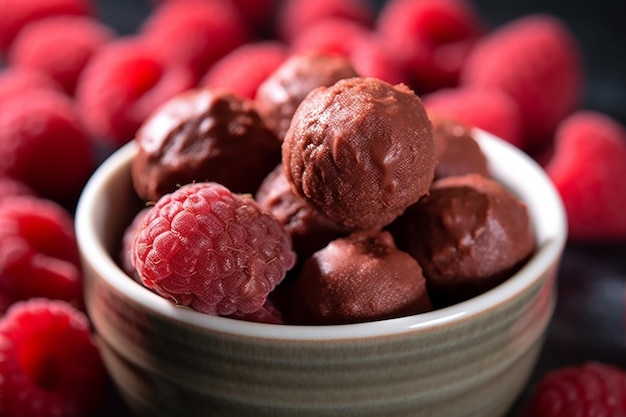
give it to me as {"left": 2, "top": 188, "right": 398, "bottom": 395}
{"left": 290, "top": 18, "right": 371, "bottom": 57}
{"left": 0, "top": 89, "right": 95, "bottom": 203}
{"left": 229, "top": 299, "right": 283, "bottom": 324}
{"left": 75, "top": 38, "right": 196, "bottom": 149}
{"left": 461, "top": 14, "right": 583, "bottom": 151}
{"left": 545, "top": 111, "right": 626, "bottom": 242}
{"left": 0, "top": 298, "right": 106, "bottom": 417}
{"left": 0, "top": 196, "right": 83, "bottom": 313}
{"left": 276, "top": 0, "right": 375, "bottom": 41}
{"left": 227, "top": 0, "right": 277, "bottom": 32}
{"left": 119, "top": 207, "right": 152, "bottom": 284}
{"left": 140, "top": 0, "right": 249, "bottom": 78}
{"left": 201, "top": 41, "right": 289, "bottom": 100}
{"left": 131, "top": 182, "right": 296, "bottom": 316}
{"left": 377, "top": 0, "right": 485, "bottom": 93}
{"left": 349, "top": 34, "right": 408, "bottom": 86}
{"left": 423, "top": 86, "right": 524, "bottom": 148}
{"left": 0, "top": 0, "right": 94, "bottom": 55}
{"left": 8, "top": 16, "right": 115, "bottom": 95}
{"left": 0, "top": 177, "right": 37, "bottom": 201}
{"left": 0, "top": 67, "right": 63, "bottom": 102}
{"left": 522, "top": 362, "right": 626, "bottom": 417}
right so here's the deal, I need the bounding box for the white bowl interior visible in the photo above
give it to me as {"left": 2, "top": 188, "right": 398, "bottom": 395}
{"left": 75, "top": 129, "right": 567, "bottom": 341}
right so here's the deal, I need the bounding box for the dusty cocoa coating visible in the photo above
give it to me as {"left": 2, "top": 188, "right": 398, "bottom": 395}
{"left": 255, "top": 52, "right": 359, "bottom": 140}
{"left": 131, "top": 88, "right": 281, "bottom": 202}
{"left": 256, "top": 164, "right": 350, "bottom": 261}
{"left": 291, "top": 230, "right": 432, "bottom": 325}
{"left": 282, "top": 77, "right": 436, "bottom": 230}
{"left": 392, "top": 173, "right": 535, "bottom": 306}
{"left": 431, "top": 116, "right": 490, "bottom": 180}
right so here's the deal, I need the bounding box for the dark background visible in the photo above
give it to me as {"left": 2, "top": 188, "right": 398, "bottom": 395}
{"left": 93, "top": 0, "right": 626, "bottom": 415}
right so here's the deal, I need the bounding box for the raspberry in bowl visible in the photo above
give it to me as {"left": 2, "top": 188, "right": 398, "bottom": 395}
{"left": 75, "top": 79, "right": 566, "bottom": 417}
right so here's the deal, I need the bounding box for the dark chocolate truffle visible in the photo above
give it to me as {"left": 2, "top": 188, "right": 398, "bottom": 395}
{"left": 255, "top": 52, "right": 359, "bottom": 140}
{"left": 256, "top": 164, "right": 350, "bottom": 261}
{"left": 131, "top": 88, "right": 281, "bottom": 202}
{"left": 292, "top": 230, "right": 432, "bottom": 324}
{"left": 393, "top": 173, "right": 535, "bottom": 305}
{"left": 282, "top": 77, "right": 436, "bottom": 230}
{"left": 431, "top": 116, "right": 490, "bottom": 180}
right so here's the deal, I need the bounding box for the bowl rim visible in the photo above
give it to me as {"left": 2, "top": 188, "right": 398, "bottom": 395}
{"left": 75, "top": 129, "right": 567, "bottom": 341}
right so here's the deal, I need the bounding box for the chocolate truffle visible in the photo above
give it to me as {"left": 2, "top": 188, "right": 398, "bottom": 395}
{"left": 256, "top": 163, "right": 350, "bottom": 261}
{"left": 282, "top": 77, "right": 436, "bottom": 230}
{"left": 392, "top": 173, "right": 535, "bottom": 305}
{"left": 292, "top": 230, "right": 432, "bottom": 325}
{"left": 131, "top": 88, "right": 281, "bottom": 202}
{"left": 255, "top": 52, "right": 359, "bottom": 140}
{"left": 431, "top": 116, "right": 490, "bottom": 180}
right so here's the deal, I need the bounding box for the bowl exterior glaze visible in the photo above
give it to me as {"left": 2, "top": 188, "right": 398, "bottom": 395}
{"left": 76, "top": 131, "right": 566, "bottom": 417}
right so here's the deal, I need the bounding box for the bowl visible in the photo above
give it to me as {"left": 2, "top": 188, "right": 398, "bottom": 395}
{"left": 75, "top": 129, "right": 567, "bottom": 417}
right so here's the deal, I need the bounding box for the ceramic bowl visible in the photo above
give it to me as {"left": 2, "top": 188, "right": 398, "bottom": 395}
{"left": 75, "top": 129, "right": 567, "bottom": 417}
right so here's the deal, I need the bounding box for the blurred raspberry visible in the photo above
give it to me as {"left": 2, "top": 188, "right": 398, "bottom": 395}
{"left": 0, "top": 177, "right": 37, "bottom": 201}
{"left": 377, "top": 0, "right": 485, "bottom": 93}
{"left": 140, "top": 0, "right": 249, "bottom": 78}
{"left": 0, "top": 298, "right": 106, "bottom": 417}
{"left": 201, "top": 41, "right": 289, "bottom": 99}
{"left": 0, "top": 196, "right": 83, "bottom": 313}
{"left": 349, "top": 35, "right": 406, "bottom": 85}
{"left": 0, "top": 67, "right": 63, "bottom": 102}
{"left": 276, "top": 0, "right": 375, "bottom": 41}
{"left": 8, "top": 15, "right": 115, "bottom": 95}
{"left": 423, "top": 86, "right": 524, "bottom": 148}
{"left": 461, "top": 14, "right": 583, "bottom": 150}
{"left": 290, "top": 18, "right": 371, "bottom": 57}
{"left": 131, "top": 182, "right": 296, "bottom": 316}
{"left": 0, "top": 89, "right": 95, "bottom": 203}
{"left": 0, "top": 0, "right": 94, "bottom": 54}
{"left": 545, "top": 111, "right": 626, "bottom": 242}
{"left": 75, "top": 38, "right": 196, "bottom": 149}
{"left": 522, "top": 362, "right": 626, "bottom": 417}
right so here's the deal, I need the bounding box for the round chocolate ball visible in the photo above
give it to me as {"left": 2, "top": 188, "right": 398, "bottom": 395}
{"left": 255, "top": 52, "right": 359, "bottom": 141}
{"left": 132, "top": 88, "right": 281, "bottom": 202}
{"left": 292, "top": 230, "right": 432, "bottom": 325}
{"left": 282, "top": 77, "right": 436, "bottom": 230}
{"left": 392, "top": 173, "right": 536, "bottom": 305}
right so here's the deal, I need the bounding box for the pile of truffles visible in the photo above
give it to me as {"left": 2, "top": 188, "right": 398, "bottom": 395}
{"left": 123, "top": 53, "right": 536, "bottom": 325}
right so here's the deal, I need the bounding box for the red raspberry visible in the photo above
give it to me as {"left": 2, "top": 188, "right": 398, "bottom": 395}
{"left": 0, "top": 298, "right": 106, "bottom": 417}
{"left": 0, "top": 67, "right": 63, "bottom": 102}
{"left": 131, "top": 182, "right": 296, "bottom": 316}
{"left": 523, "top": 362, "right": 626, "bottom": 417}
{"left": 0, "top": 0, "right": 93, "bottom": 54}
{"left": 545, "top": 111, "right": 626, "bottom": 242}
{"left": 461, "top": 14, "right": 583, "bottom": 151}
{"left": 8, "top": 15, "right": 115, "bottom": 95}
{"left": 0, "top": 89, "right": 95, "bottom": 203}
{"left": 227, "top": 0, "right": 277, "bottom": 31}
{"left": 276, "top": 0, "right": 375, "bottom": 41}
{"left": 75, "top": 38, "right": 196, "bottom": 149}
{"left": 119, "top": 207, "right": 152, "bottom": 284}
{"left": 229, "top": 299, "right": 283, "bottom": 324}
{"left": 349, "top": 35, "right": 406, "bottom": 85}
{"left": 0, "top": 196, "right": 83, "bottom": 313}
{"left": 377, "top": 0, "right": 485, "bottom": 93}
{"left": 140, "top": 0, "right": 249, "bottom": 78}
{"left": 201, "top": 41, "right": 289, "bottom": 100}
{"left": 423, "top": 86, "right": 524, "bottom": 148}
{"left": 290, "top": 18, "right": 371, "bottom": 57}
{"left": 0, "top": 177, "right": 37, "bottom": 201}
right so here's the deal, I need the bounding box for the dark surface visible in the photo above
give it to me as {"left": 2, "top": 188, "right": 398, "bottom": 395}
{"left": 93, "top": 0, "right": 626, "bottom": 415}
